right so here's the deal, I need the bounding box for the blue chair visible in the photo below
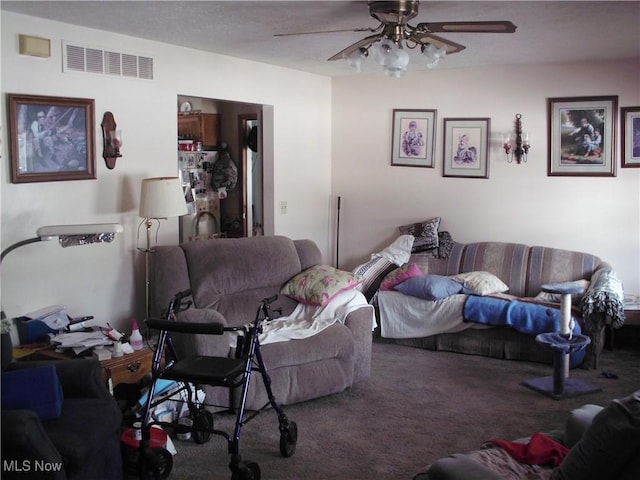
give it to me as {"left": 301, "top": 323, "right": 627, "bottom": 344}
{"left": 1, "top": 336, "right": 123, "bottom": 480}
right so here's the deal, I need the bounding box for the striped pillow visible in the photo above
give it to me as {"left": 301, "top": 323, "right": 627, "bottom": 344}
{"left": 353, "top": 257, "right": 397, "bottom": 301}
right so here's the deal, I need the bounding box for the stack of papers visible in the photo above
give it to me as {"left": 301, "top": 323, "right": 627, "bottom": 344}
{"left": 23, "top": 305, "right": 70, "bottom": 330}
{"left": 50, "top": 330, "right": 113, "bottom": 355}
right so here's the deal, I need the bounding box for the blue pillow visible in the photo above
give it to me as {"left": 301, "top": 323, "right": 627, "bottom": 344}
{"left": 394, "top": 274, "right": 463, "bottom": 300}
{"left": 2, "top": 365, "right": 63, "bottom": 420}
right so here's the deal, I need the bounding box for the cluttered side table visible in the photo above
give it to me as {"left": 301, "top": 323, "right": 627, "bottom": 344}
{"left": 15, "top": 345, "right": 158, "bottom": 390}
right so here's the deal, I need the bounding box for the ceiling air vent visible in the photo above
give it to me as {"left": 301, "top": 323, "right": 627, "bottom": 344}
{"left": 63, "top": 41, "right": 153, "bottom": 80}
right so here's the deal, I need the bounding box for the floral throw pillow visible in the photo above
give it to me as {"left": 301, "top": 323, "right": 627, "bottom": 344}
{"left": 281, "top": 265, "right": 363, "bottom": 306}
{"left": 398, "top": 217, "right": 441, "bottom": 252}
{"left": 380, "top": 263, "right": 424, "bottom": 290}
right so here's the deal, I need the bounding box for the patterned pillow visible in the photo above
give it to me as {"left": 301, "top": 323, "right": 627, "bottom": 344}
{"left": 352, "top": 257, "right": 397, "bottom": 301}
{"left": 281, "top": 265, "right": 363, "bottom": 306}
{"left": 420, "top": 231, "right": 456, "bottom": 259}
{"left": 451, "top": 271, "right": 509, "bottom": 296}
{"left": 398, "top": 217, "right": 441, "bottom": 252}
{"left": 380, "top": 263, "right": 424, "bottom": 290}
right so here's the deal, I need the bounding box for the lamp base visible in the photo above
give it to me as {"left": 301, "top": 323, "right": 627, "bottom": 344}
{"left": 522, "top": 376, "right": 601, "bottom": 400}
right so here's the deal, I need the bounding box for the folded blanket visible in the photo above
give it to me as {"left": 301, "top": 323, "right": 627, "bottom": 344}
{"left": 464, "top": 296, "right": 581, "bottom": 336}
{"left": 485, "top": 432, "right": 569, "bottom": 467}
{"left": 464, "top": 295, "right": 586, "bottom": 366}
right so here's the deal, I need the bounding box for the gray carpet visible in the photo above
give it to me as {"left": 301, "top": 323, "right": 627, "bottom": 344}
{"left": 165, "top": 342, "right": 639, "bottom": 480}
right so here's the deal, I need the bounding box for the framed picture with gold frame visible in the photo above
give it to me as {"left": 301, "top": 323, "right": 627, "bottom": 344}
{"left": 8, "top": 93, "right": 96, "bottom": 183}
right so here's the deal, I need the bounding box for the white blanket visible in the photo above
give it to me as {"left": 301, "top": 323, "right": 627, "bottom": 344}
{"left": 259, "top": 289, "right": 375, "bottom": 345}
{"left": 378, "top": 290, "right": 490, "bottom": 339}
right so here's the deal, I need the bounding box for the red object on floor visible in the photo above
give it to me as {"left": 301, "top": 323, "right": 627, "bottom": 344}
{"left": 486, "top": 432, "right": 569, "bottom": 467}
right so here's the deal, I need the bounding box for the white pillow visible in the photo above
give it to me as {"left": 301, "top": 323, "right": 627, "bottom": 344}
{"left": 372, "top": 234, "right": 415, "bottom": 266}
{"left": 451, "top": 271, "right": 509, "bottom": 296}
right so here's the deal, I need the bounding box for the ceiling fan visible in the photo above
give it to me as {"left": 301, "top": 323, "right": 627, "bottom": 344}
{"left": 275, "top": 1, "right": 517, "bottom": 75}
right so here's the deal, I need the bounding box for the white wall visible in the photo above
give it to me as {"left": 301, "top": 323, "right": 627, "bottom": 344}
{"left": 1, "top": 12, "right": 332, "bottom": 338}
{"left": 331, "top": 59, "right": 640, "bottom": 297}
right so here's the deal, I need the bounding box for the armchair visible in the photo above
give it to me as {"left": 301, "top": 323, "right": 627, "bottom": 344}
{"left": 1, "top": 355, "right": 123, "bottom": 480}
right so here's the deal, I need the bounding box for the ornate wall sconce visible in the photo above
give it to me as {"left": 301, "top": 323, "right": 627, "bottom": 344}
{"left": 101, "top": 111, "right": 122, "bottom": 169}
{"left": 503, "top": 113, "right": 531, "bottom": 164}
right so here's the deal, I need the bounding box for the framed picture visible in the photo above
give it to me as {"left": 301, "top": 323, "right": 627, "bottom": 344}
{"left": 621, "top": 106, "right": 640, "bottom": 168}
{"left": 442, "top": 117, "right": 490, "bottom": 178}
{"left": 391, "top": 109, "right": 436, "bottom": 167}
{"left": 547, "top": 95, "right": 617, "bottom": 177}
{"left": 8, "top": 94, "right": 96, "bottom": 183}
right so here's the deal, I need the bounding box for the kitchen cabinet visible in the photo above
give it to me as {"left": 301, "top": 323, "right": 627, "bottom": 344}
{"left": 178, "top": 113, "right": 220, "bottom": 145}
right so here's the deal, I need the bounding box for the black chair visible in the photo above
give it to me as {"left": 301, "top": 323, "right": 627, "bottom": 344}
{"left": 1, "top": 338, "right": 123, "bottom": 480}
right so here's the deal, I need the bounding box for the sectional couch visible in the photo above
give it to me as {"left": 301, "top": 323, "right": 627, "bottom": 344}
{"left": 374, "top": 241, "right": 625, "bottom": 368}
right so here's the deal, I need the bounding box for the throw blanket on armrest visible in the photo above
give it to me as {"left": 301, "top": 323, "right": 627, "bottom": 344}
{"left": 580, "top": 268, "right": 625, "bottom": 329}
{"left": 258, "top": 289, "right": 375, "bottom": 345}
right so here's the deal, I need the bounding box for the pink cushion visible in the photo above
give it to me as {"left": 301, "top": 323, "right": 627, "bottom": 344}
{"left": 380, "top": 263, "right": 423, "bottom": 291}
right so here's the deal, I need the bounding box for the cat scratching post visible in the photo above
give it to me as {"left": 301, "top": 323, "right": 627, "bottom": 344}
{"left": 522, "top": 283, "right": 600, "bottom": 400}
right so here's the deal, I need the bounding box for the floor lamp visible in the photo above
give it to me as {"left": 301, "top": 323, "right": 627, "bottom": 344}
{"left": 138, "top": 177, "right": 188, "bottom": 320}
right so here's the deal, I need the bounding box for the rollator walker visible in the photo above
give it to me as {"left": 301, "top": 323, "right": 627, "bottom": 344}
{"left": 137, "top": 290, "right": 298, "bottom": 480}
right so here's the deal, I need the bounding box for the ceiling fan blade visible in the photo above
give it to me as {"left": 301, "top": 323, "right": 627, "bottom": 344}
{"left": 328, "top": 33, "right": 384, "bottom": 61}
{"left": 274, "top": 26, "right": 377, "bottom": 37}
{"left": 409, "top": 32, "right": 466, "bottom": 55}
{"left": 416, "top": 21, "right": 517, "bottom": 34}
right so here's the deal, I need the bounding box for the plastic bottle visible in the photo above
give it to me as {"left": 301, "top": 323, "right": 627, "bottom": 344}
{"left": 130, "top": 318, "right": 144, "bottom": 350}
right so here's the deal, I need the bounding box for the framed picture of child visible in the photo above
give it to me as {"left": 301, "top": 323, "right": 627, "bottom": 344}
{"left": 442, "top": 117, "right": 490, "bottom": 179}
{"left": 548, "top": 96, "right": 617, "bottom": 177}
{"left": 621, "top": 106, "right": 640, "bottom": 168}
{"left": 391, "top": 109, "right": 436, "bottom": 167}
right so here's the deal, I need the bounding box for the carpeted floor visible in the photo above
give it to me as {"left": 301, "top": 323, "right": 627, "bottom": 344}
{"left": 164, "top": 342, "right": 639, "bottom": 480}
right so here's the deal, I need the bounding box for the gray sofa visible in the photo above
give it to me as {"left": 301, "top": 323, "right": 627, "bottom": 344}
{"left": 150, "top": 235, "right": 373, "bottom": 409}
{"left": 416, "top": 390, "right": 640, "bottom": 479}
{"left": 376, "top": 241, "right": 625, "bottom": 369}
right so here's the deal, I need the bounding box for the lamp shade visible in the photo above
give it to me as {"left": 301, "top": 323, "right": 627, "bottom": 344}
{"left": 139, "top": 177, "right": 187, "bottom": 219}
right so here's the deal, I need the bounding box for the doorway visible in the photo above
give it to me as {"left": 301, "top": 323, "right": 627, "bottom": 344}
{"left": 177, "top": 95, "right": 265, "bottom": 241}
{"left": 240, "top": 114, "right": 262, "bottom": 236}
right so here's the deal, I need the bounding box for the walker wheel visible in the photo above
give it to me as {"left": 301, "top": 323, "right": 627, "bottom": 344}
{"left": 279, "top": 420, "right": 298, "bottom": 458}
{"left": 139, "top": 447, "right": 173, "bottom": 480}
{"left": 231, "top": 461, "right": 261, "bottom": 480}
{"left": 192, "top": 408, "right": 214, "bottom": 444}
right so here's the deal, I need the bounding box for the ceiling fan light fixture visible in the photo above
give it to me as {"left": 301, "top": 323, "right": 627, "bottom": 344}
{"left": 372, "top": 38, "right": 396, "bottom": 66}
{"left": 385, "top": 47, "right": 410, "bottom": 76}
{"left": 346, "top": 47, "right": 368, "bottom": 72}
{"left": 321, "top": 1, "right": 516, "bottom": 78}
{"left": 421, "top": 43, "right": 447, "bottom": 68}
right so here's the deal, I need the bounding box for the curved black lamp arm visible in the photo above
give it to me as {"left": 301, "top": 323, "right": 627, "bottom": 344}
{"left": 1, "top": 237, "right": 42, "bottom": 264}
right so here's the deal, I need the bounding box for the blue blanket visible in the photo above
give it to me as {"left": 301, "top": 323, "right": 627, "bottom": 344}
{"left": 464, "top": 295, "right": 585, "bottom": 367}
